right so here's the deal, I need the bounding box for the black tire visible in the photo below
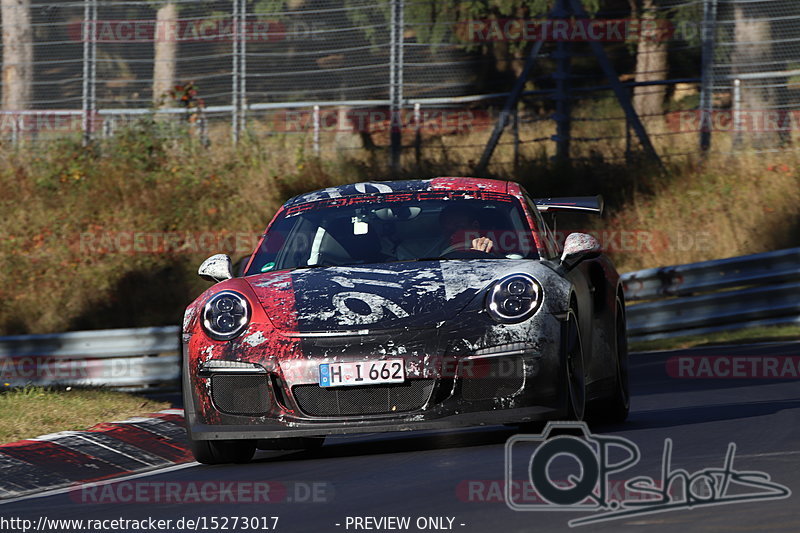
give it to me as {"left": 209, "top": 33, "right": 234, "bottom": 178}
{"left": 564, "top": 307, "right": 586, "bottom": 421}
{"left": 189, "top": 438, "right": 257, "bottom": 465}
{"left": 590, "top": 295, "right": 630, "bottom": 424}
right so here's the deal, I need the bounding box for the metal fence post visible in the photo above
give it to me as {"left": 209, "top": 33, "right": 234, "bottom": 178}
{"left": 699, "top": 0, "right": 718, "bottom": 153}
{"left": 313, "top": 105, "right": 320, "bottom": 156}
{"left": 91, "top": 0, "right": 96, "bottom": 137}
{"left": 389, "top": 0, "right": 404, "bottom": 175}
{"left": 103, "top": 114, "right": 112, "bottom": 138}
{"left": 512, "top": 107, "right": 519, "bottom": 174}
{"left": 239, "top": 0, "right": 247, "bottom": 138}
{"left": 11, "top": 114, "right": 20, "bottom": 145}
{"left": 82, "top": 0, "right": 89, "bottom": 144}
{"left": 551, "top": 0, "right": 571, "bottom": 163}
{"left": 733, "top": 78, "right": 742, "bottom": 148}
{"left": 414, "top": 102, "right": 422, "bottom": 172}
{"left": 553, "top": 40, "right": 571, "bottom": 163}
{"left": 82, "top": 0, "right": 97, "bottom": 146}
{"left": 625, "top": 86, "right": 632, "bottom": 162}
{"left": 231, "top": 0, "right": 241, "bottom": 144}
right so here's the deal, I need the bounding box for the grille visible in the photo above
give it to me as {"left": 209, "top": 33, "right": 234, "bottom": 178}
{"left": 461, "top": 356, "right": 525, "bottom": 401}
{"left": 292, "top": 380, "right": 435, "bottom": 417}
{"left": 211, "top": 374, "right": 271, "bottom": 416}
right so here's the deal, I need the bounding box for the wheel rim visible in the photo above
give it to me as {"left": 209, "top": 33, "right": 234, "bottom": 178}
{"left": 615, "top": 299, "right": 630, "bottom": 410}
{"left": 566, "top": 312, "right": 585, "bottom": 420}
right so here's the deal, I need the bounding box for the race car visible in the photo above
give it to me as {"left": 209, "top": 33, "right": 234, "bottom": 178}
{"left": 181, "top": 177, "right": 629, "bottom": 464}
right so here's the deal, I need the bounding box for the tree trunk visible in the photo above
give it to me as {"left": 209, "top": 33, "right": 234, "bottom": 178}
{"left": 153, "top": 2, "right": 177, "bottom": 106}
{"left": 732, "top": 3, "right": 783, "bottom": 147}
{"left": 633, "top": 0, "right": 668, "bottom": 124}
{"left": 1, "top": 0, "right": 33, "bottom": 110}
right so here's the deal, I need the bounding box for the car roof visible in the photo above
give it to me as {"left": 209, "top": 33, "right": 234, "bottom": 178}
{"left": 284, "top": 177, "right": 512, "bottom": 207}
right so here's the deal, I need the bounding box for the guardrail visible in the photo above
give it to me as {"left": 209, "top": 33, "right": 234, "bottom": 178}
{"left": 622, "top": 247, "right": 800, "bottom": 341}
{"left": 0, "top": 247, "right": 797, "bottom": 388}
{"left": 621, "top": 247, "right": 800, "bottom": 300}
{"left": 0, "top": 326, "right": 180, "bottom": 389}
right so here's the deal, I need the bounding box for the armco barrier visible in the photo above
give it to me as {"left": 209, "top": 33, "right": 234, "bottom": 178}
{"left": 0, "top": 326, "right": 180, "bottom": 389}
{"left": 622, "top": 247, "right": 800, "bottom": 341}
{"left": 0, "top": 248, "right": 797, "bottom": 388}
{"left": 621, "top": 247, "right": 800, "bottom": 300}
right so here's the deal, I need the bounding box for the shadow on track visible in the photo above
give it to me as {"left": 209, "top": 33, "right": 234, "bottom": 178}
{"left": 621, "top": 398, "right": 800, "bottom": 432}
{"left": 631, "top": 344, "right": 800, "bottom": 397}
{"left": 250, "top": 426, "right": 520, "bottom": 464}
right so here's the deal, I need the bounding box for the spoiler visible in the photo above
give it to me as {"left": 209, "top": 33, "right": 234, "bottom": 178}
{"left": 534, "top": 195, "right": 604, "bottom": 215}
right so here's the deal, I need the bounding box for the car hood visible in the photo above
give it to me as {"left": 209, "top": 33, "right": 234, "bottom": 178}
{"left": 245, "top": 260, "right": 532, "bottom": 333}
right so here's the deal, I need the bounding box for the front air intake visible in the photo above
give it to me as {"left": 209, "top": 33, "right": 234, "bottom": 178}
{"left": 292, "top": 380, "right": 435, "bottom": 417}
{"left": 211, "top": 374, "right": 271, "bottom": 416}
{"left": 461, "top": 356, "right": 525, "bottom": 401}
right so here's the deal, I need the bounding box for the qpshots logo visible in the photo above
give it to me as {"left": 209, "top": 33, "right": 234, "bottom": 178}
{"left": 505, "top": 422, "right": 791, "bottom": 527}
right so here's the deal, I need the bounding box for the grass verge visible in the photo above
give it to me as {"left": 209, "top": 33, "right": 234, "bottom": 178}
{"left": 629, "top": 324, "right": 800, "bottom": 353}
{"left": 0, "top": 386, "right": 171, "bottom": 443}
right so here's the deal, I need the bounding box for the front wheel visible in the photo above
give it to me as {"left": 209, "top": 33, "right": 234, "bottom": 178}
{"left": 189, "top": 438, "right": 257, "bottom": 465}
{"left": 563, "top": 308, "right": 586, "bottom": 421}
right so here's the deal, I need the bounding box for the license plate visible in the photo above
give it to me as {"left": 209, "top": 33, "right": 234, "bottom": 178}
{"left": 319, "top": 360, "right": 405, "bottom": 387}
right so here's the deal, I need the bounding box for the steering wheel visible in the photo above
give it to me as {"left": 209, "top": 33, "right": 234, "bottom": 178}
{"left": 440, "top": 242, "right": 495, "bottom": 258}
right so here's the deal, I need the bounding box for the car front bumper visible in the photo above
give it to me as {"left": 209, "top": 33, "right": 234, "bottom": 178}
{"left": 183, "top": 315, "right": 569, "bottom": 441}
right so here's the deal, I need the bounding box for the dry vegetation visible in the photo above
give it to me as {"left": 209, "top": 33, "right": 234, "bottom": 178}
{"left": 0, "top": 105, "right": 798, "bottom": 335}
{"left": 0, "top": 386, "right": 170, "bottom": 443}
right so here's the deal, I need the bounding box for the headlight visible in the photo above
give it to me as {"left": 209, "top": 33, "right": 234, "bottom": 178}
{"left": 202, "top": 291, "right": 250, "bottom": 341}
{"left": 486, "top": 273, "right": 542, "bottom": 323}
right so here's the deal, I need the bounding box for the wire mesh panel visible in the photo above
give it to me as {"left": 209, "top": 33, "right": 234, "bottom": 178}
{"left": 4, "top": 0, "right": 798, "bottom": 160}
{"left": 245, "top": 1, "right": 391, "bottom": 103}
{"left": 709, "top": 0, "right": 800, "bottom": 151}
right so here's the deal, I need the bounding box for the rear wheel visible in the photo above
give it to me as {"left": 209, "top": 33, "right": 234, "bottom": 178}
{"left": 189, "top": 438, "right": 256, "bottom": 465}
{"left": 590, "top": 295, "right": 630, "bottom": 423}
{"left": 564, "top": 308, "right": 586, "bottom": 421}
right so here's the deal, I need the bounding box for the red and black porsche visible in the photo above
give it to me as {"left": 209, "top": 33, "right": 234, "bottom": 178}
{"left": 181, "top": 177, "right": 629, "bottom": 464}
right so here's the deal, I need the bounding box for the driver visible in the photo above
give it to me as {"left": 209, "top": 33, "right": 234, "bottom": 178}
{"left": 439, "top": 204, "right": 495, "bottom": 254}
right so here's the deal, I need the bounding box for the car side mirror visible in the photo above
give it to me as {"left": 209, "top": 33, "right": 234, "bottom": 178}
{"left": 198, "top": 254, "right": 233, "bottom": 282}
{"left": 560, "top": 233, "right": 601, "bottom": 268}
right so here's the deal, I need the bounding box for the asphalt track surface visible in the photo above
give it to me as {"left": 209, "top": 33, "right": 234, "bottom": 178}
{"left": 2, "top": 341, "right": 799, "bottom": 533}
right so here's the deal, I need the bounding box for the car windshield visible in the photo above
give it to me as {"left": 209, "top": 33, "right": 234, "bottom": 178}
{"left": 245, "top": 191, "right": 539, "bottom": 274}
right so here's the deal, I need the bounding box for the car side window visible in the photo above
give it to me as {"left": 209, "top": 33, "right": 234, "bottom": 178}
{"left": 540, "top": 210, "right": 561, "bottom": 258}
{"left": 523, "top": 195, "right": 559, "bottom": 260}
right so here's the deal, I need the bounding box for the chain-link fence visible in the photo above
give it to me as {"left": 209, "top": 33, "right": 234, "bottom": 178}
{"left": 1, "top": 0, "right": 798, "bottom": 169}
{"left": 706, "top": 0, "right": 800, "bottom": 153}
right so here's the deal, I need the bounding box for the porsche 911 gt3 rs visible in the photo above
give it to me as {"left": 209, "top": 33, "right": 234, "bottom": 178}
{"left": 181, "top": 177, "right": 629, "bottom": 464}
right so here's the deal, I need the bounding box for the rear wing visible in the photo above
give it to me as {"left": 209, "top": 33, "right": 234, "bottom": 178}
{"left": 534, "top": 196, "right": 604, "bottom": 215}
